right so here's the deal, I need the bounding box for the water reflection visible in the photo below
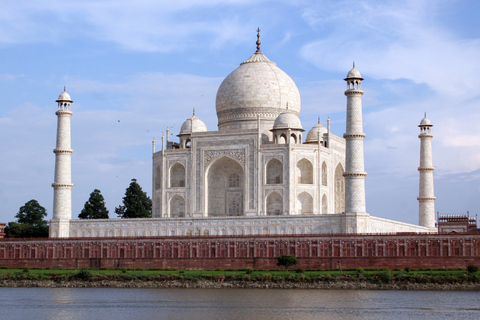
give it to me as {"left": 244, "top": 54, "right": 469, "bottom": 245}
{"left": 0, "top": 288, "right": 479, "bottom": 320}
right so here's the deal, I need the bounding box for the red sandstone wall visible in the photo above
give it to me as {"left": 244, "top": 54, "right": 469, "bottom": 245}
{"left": 1, "top": 233, "right": 479, "bottom": 269}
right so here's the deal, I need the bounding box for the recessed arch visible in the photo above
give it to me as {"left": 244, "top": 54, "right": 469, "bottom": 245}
{"left": 296, "top": 158, "right": 313, "bottom": 184}
{"left": 170, "top": 163, "right": 185, "bottom": 187}
{"left": 266, "top": 158, "right": 283, "bottom": 184}
{"left": 170, "top": 195, "right": 185, "bottom": 217}
{"left": 206, "top": 156, "right": 244, "bottom": 217}
{"left": 335, "top": 163, "right": 345, "bottom": 213}
{"left": 155, "top": 165, "right": 161, "bottom": 189}
{"left": 297, "top": 192, "right": 313, "bottom": 215}
{"left": 266, "top": 192, "right": 283, "bottom": 216}
{"left": 322, "top": 194, "right": 328, "bottom": 214}
{"left": 321, "top": 162, "right": 327, "bottom": 186}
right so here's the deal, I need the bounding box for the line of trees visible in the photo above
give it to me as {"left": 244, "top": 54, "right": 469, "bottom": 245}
{"left": 4, "top": 179, "right": 151, "bottom": 238}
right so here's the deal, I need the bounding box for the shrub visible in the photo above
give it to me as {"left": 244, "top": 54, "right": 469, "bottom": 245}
{"left": 245, "top": 268, "right": 253, "bottom": 274}
{"left": 121, "top": 268, "right": 127, "bottom": 274}
{"left": 77, "top": 269, "right": 91, "bottom": 280}
{"left": 295, "top": 268, "right": 305, "bottom": 274}
{"left": 22, "top": 267, "right": 30, "bottom": 273}
{"left": 467, "top": 265, "right": 479, "bottom": 274}
{"left": 377, "top": 270, "right": 392, "bottom": 283}
{"left": 404, "top": 267, "right": 410, "bottom": 273}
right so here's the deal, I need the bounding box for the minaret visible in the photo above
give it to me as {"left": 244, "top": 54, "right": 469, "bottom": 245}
{"left": 343, "top": 63, "right": 367, "bottom": 216}
{"left": 50, "top": 88, "right": 73, "bottom": 238}
{"left": 418, "top": 114, "right": 436, "bottom": 230}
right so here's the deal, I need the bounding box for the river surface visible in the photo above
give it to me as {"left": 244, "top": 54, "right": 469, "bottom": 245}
{"left": 0, "top": 288, "right": 479, "bottom": 320}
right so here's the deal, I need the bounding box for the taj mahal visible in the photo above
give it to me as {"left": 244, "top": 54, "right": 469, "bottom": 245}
{"left": 49, "top": 33, "right": 437, "bottom": 238}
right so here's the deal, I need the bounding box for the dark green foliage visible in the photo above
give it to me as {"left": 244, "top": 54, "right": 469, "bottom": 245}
{"left": 377, "top": 270, "right": 392, "bottom": 283}
{"left": 76, "top": 269, "right": 91, "bottom": 280}
{"left": 295, "top": 268, "right": 305, "bottom": 273}
{"left": 115, "top": 179, "right": 152, "bottom": 218}
{"left": 79, "top": 189, "right": 109, "bottom": 219}
{"left": 5, "top": 200, "right": 49, "bottom": 238}
{"left": 467, "top": 264, "right": 479, "bottom": 273}
{"left": 276, "top": 254, "right": 298, "bottom": 272}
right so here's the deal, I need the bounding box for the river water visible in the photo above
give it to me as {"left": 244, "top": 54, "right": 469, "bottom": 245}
{"left": 0, "top": 288, "right": 479, "bottom": 320}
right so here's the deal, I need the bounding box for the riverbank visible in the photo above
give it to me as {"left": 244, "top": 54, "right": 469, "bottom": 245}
{"left": 2, "top": 267, "right": 480, "bottom": 290}
{"left": 2, "top": 279, "right": 480, "bottom": 290}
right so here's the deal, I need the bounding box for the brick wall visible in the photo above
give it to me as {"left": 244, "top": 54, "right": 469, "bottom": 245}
{"left": 1, "top": 233, "right": 479, "bottom": 269}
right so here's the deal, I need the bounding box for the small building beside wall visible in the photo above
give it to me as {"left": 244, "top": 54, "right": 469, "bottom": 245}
{"left": 0, "top": 223, "right": 6, "bottom": 238}
{"left": 437, "top": 213, "right": 480, "bottom": 234}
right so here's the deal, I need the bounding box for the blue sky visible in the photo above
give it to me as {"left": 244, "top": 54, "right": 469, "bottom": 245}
{"left": 1, "top": 0, "right": 480, "bottom": 225}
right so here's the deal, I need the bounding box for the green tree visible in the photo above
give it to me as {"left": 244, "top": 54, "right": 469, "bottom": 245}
{"left": 79, "top": 189, "right": 109, "bottom": 219}
{"left": 276, "top": 254, "right": 298, "bottom": 272}
{"left": 115, "top": 179, "right": 152, "bottom": 218}
{"left": 5, "top": 199, "right": 49, "bottom": 238}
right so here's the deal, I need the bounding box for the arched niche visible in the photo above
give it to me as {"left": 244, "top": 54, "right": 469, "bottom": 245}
{"left": 170, "top": 163, "right": 185, "bottom": 187}
{"left": 170, "top": 195, "right": 185, "bottom": 217}
{"left": 321, "top": 162, "right": 327, "bottom": 186}
{"left": 297, "top": 192, "right": 313, "bottom": 215}
{"left": 334, "top": 163, "right": 345, "bottom": 213}
{"left": 206, "top": 156, "right": 244, "bottom": 217}
{"left": 266, "top": 192, "right": 283, "bottom": 216}
{"left": 266, "top": 158, "right": 283, "bottom": 185}
{"left": 322, "top": 194, "right": 328, "bottom": 214}
{"left": 296, "top": 158, "right": 313, "bottom": 184}
{"left": 155, "top": 165, "right": 161, "bottom": 189}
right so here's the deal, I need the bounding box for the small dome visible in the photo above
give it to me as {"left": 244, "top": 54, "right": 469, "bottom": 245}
{"left": 345, "top": 63, "right": 363, "bottom": 80}
{"left": 306, "top": 123, "right": 328, "bottom": 143}
{"left": 346, "top": 67, "right": 363, "bottom": 79}
{"left": 56, "top": 90, "right": 72, "bottom": 102}
{"left": 273, "top": 111, "right": 303, "bottom": 130}
{"left": 419, "top": 114, "right": 432, "bottom": 127}
{"left": 179, "top": 114, "right": 207, "bottom": 135}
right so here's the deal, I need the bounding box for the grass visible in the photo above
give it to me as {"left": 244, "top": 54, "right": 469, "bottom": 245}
{"left": 0, "top": 267, "right": 473, "bottom": 278}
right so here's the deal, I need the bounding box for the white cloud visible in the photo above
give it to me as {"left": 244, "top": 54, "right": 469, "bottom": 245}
{"left": 0, "top": 71, "right": 222, "bottom": 222}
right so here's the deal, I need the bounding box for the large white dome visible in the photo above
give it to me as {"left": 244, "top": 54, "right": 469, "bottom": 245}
{"left": 215, "top": 49, "right": 301, "bottom": 132}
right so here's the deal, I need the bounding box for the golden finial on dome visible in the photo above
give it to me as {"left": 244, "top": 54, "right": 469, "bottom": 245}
{"left": 256, "top": 27, "right": 261, "bottom": 53}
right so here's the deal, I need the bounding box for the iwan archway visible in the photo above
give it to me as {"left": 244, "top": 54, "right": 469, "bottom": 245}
{"left": 206, "top": 156, "right": 245, "bottom": 217}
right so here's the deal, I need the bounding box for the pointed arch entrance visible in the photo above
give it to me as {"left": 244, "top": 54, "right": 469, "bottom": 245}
{"left": 206, "top": 156, "right": 244, "bottom": 216}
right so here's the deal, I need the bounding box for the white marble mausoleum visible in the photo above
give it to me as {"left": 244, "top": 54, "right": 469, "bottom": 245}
{"left": 49, "top": 33, "right": 437, "bottom": 238}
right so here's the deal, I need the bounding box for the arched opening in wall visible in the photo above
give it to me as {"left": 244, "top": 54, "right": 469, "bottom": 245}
{"left": 279, "top": 134, "right": 287, "bottom": 144}
{"left": 290, "top": 134, "right": 297, "bottom": 144}
{"left": 207, "top": 156, "right": 244, "bottom": 217}
{"left": 322, "top": 194, "right": 328, "bottom": 214}
{"left": 266, "top": 158, "right": 283, "bottom": 184}
{"left": 334, "top": 163, "right": 345, "bottom": 213}
{"left": 170, "top": 195, "right": 185, "bottom": 217}
{"left": 297, "top": 192, "right": 313, "bottom": 215}
{"left": 170, "top": 163, "right": 186, "bottom": 187}
{"left": 266, "top": 192, "right": 283, "bottom": 215}
{"left": 296, "top": 159, "right": 313, "bottom": 184}
{"left": 321, "top": 162, "right": 327, "bottom": 186}
{"left": 185, "top": 139, "right": 191, "bottom": 148}
{"left": 155, "top": 165, "right": 161, "bottom": 189}
{"left": 154, "top": 197, "right": 161, "bottom": 217}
